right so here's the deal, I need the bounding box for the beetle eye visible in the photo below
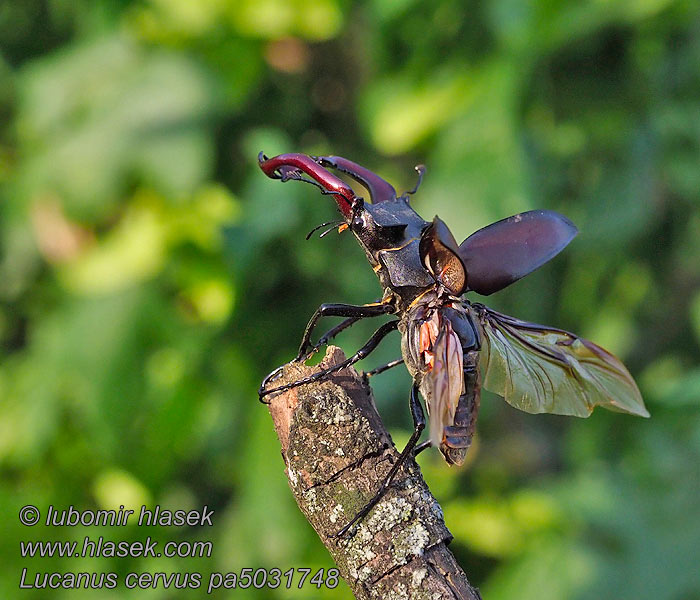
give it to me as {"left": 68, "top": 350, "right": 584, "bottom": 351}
{"left": 353, "top": 214, "right": 366, "bottom": 229}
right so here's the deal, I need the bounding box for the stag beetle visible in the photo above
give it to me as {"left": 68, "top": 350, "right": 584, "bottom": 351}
{"left": 257, "top": 152, "right": 648, "bottom": 536}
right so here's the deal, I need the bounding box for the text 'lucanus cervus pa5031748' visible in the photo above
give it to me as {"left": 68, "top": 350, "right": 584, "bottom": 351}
{"left": 257, "top": 152, "right": 648, "bottom": 537}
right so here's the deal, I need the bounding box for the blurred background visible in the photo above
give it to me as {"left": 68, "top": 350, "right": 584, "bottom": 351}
{"left": 1, "top": 0, "right": 699, "bottom": 598}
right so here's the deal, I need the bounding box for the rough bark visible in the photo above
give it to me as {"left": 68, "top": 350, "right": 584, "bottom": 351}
{"left": 265, "top": 346, "right": 482, "bottom": 600}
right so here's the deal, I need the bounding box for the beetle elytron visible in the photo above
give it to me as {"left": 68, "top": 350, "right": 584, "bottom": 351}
{"left": 258, "top": 152, "right": 648, "bottom": 536}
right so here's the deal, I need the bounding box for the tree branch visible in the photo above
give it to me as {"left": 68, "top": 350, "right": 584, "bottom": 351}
{"left": 265, "top": 346, "right": 482, "bottom": 600}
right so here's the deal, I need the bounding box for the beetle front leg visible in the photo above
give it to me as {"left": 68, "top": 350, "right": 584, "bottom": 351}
{"left": 259, "top": 302, "right": 393, "bottom": 397}
{"left": 308, "top": 316, "right": 361, "bottom": 355}
{"left": 260, "top": 320, "right": 399, "bottom": 402}
{"left": 296, "top": 301, "right": 394, "bottom": 361}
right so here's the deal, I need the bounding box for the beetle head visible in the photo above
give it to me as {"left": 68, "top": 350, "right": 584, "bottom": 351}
{"left": 259, "top": 152, "right": 467, "bottom": 297}
{"left": 259, "top": 151, "right": 429, "bottom": 247}
{"left": 349, "top": 195, "right": 426, "bottom": 251}
{"left": 350, "top": 200, "right": 468, "bottom": 296}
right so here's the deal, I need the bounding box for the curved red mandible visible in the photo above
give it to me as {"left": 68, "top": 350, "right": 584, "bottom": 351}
{"left": 258, "top": 152, "right": 357, "bottom": 218}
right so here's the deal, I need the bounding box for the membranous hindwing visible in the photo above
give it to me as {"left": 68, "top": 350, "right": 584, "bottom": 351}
{"left": 468, "top": 303, "right": 648, "bottom": 417}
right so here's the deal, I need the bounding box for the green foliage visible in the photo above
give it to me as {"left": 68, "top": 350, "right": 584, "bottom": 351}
{"left": 1, "top": 1, "right": 699, "bottom": 598}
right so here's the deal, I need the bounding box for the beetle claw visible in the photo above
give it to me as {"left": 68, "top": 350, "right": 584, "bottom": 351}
{"left": 259, "top": 364, "right": 286, "bottom": 402}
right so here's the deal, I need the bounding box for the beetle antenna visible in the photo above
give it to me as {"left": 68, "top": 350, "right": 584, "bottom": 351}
{"left": 305, "top": 220, "right": 344, "bottom": 240}
{"left": 319, "top": 221, "right": 345, "bottom": 238}
{"left": 403, "top": 164, "right": 426, "bottom": 198}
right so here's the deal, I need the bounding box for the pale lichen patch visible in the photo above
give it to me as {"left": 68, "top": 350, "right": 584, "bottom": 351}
{"left": 329, "top": 503, "right": 345, "bottom": 524}
{"left": 287, "top": 466, "right": 298, "bottom": 486}
{"left": 331, "top": 402, "right": 353, "bottom": 424}
{"left": 303, "top": 487, "right": 320, "bottom": 513}
{"left": 411, "top": 567, "right": 427, "bottom": 587}
{"left": 365, "top": 496, "right": 413, "bottom": 531}
{"left": 357, "top": 524, "right": 373, "bottom": 544}
{"left": 393, "top": 521, "right": 430, "bottom": 562}
{"left": 357, "top": 565, "right": 373, "bottom": 583}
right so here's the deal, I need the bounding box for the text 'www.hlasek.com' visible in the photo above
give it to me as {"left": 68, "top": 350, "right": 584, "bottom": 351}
{"left": 18, "top": 504, "right": 339, "bottom": 592}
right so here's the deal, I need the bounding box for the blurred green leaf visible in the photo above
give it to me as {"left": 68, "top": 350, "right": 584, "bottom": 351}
{"left": 93, "top": 469, "right": 152, "bottom": 511}
{"left": 16, "top": 34, "right": 218, "bottom": 218}
{"left": 361, "top": 68, "right": 475, "bottom": 154}
{"left": 230, "top": 0, "right": 343, "bottom": 40}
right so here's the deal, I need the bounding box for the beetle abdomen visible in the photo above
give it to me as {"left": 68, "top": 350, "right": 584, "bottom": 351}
{"left": 440, "top": 350, "right": 481, "bottom": 465}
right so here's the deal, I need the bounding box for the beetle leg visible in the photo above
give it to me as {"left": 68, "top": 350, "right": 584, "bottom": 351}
{"left": 336, "top": 382, "right": 426, "bottom": 538}
{"left": 296, "top": 301, "right": 394, "bottom": 362}
{"left": 362, "top": 358, "right": 404, "bottom": 382}
{"left": 259, "top": 320, "right": 399, "bottom": 402}
{"left": 413, "top": 440, "right": 432, "bottom": 456}
{"left": 260, "top": 302, "right": 392, "bottom": 405}
{"left": 259, "top": 365, "right": 286, "bottom": 398}
{"left": 308, "top": 316, "right": 361, "bottom": 355}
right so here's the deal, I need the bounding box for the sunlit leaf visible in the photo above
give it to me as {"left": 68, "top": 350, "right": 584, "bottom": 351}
{"left": 447, "top": 497, "right": 524, "bottom": 557}
{"left": 93, "top": 469, "right": 151, "bottom": 512}
{"left": 180, "top": 278, "right": 235, "bottom": 323}
{"left": 362, "top": 70, "right": 474, "bottom": 155}
{"left": 60, "top": 203, "right": 167, "bottom": 295}
{"left": 230, "top": 0, "right": 343, "bottom": 41}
